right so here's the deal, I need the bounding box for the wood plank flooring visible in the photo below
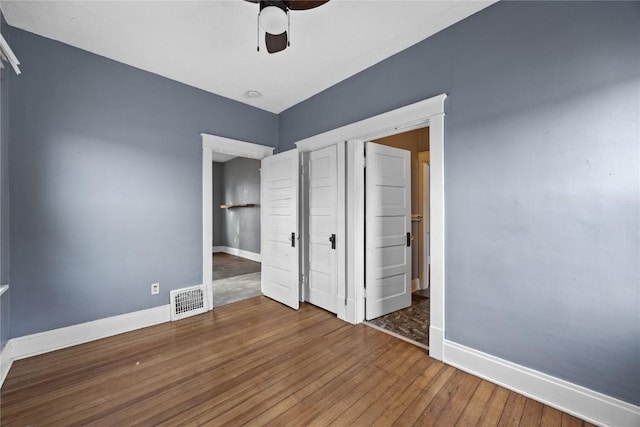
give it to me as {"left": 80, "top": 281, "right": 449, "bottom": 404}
{"left": 0, "top": 297, "right": 594, "bottom": 426}
{"left": 213, "top": 252, "right": 261, "bottom": 280}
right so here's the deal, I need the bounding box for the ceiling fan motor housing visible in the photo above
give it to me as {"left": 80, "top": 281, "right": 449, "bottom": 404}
{"left": 247, "top": 0, "right": 330, "bottom": 53}
{"left": 259, "top": 1, "right": 289, "bottom": 35}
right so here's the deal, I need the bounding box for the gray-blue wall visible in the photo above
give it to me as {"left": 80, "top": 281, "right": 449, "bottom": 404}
{"left": 212, "top": 162, "right": 224, "bottom": 247}
{"left": 279, "top": 1, "right": 640, "bottom": 406}
{"left": 3, "top": 0, "right": 638, "bottom": 408}
{"left": 221, "top": 157, "right": 261, "bottom": 254}
{"left": 212, "top": 158, "right": 261, "bottom": 254}
{"left": 8, "top": 28, "right": 277, "bottom": 338}
{"left": 0, "top": 14, "right": 10, "bottom": 351}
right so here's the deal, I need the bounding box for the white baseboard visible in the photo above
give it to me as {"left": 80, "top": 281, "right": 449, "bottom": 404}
{"left": 212, "top": 246, "right": 261, "bottom": 262}
{"left": 429, "top": 326, "right": 444, "bottom": 361}
{"left": 0, "top": 304, "right": 171, "bottom": 389}
{"left": 337, "top": 297, "right": 358, "bottom": 325}
{"left": 443, "top": 340, "right": 640, "bottom": 427}
{"left": 0, "top": 341, "right": 14, "bottom": 387}
{"left": 411, "top": 278, "right": 420, "bottom": 292}
{"left": 11, "top": 304, "right": 171, "bottom": 361}
{"left": 0, "top": 284, "right": 11, "bottom": 386}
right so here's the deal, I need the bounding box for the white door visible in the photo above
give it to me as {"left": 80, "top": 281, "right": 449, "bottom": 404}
{"left": 305, "top": 145, "right": 338, "bottom": 313}
{"left": 261, "top": 150, "right": 299, "bottom": 309}
{"left": 365, "top": 142, "right": 412, "bottom": 320}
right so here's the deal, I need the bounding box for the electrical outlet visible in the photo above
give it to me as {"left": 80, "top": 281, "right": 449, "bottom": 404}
{"left": 151, "top": 283, "right": 160, "bottom": 295}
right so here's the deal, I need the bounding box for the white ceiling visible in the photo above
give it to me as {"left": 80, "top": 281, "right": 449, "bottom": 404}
{"left": 1, "top": 0, "right": 496, "bottom": 113}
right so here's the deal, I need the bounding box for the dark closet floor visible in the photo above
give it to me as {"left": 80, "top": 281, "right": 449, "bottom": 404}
{"left": 367, "top": 292, "right": 430, "bottom": 348}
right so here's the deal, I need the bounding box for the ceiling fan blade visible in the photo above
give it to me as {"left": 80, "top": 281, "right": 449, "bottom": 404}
{"left": 265, "top": 31, "right": 288, "bottom": 53}
{"left": 243, "top": 0, "right": 260, "bottom": 3}
{"left": 285, "top": 0, "right": 329, "bottom": 11}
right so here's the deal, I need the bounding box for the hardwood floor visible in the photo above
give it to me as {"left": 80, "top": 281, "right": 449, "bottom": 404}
{"left": 1, "top": 297, "right": 594, "bottom": 426}
{"left": 213, "top": 252, "right": 261, "bottom": 280}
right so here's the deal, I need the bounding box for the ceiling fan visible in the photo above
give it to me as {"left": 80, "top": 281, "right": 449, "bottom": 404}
{"left": 244, "top": 0, "right": 330, "bottom": 54}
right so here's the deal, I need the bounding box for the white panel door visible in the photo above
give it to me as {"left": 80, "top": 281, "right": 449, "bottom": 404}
{"left": 261, "top": 150, "right": 299, "bottom": 309}
{"left": 365, "top": 142, "right": 412, "bottom": 320}
{"left": 306, "top": 145, "right": 338, "bottom": 313}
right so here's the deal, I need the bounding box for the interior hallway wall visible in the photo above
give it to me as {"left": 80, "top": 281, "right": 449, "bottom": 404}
{"left": 221, "top": 157, "right": 261, "bottom": 254}
{"left": 212, "top": 162, "right": 224, "bottom": 247}
{"left": 278, "top": 1, "right": 640, "bottom": 405}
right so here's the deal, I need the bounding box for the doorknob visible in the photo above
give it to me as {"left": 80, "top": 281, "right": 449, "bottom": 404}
{"left": 329, "top": 234, "right": 336, "bottom": 250}
{"left": 291, "top": 232, "right": 296, "bottom": 248}
{"left": 407, "top": 232, "right": 411, "bottom": 247}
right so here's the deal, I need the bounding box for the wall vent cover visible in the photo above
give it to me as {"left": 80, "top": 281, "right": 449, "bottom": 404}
{"left": 170, "top": 285, "right": 208, "bottom": 321}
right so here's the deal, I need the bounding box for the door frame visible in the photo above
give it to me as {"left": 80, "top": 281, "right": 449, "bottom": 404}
{"left": 201, "top": 133, "right": 274, "bottom": 310}
{"left": 419, "top": 152, "right": 430, "bottom": 290}
{"left": 294, "top": 94, "right": 446, "bottom": 360}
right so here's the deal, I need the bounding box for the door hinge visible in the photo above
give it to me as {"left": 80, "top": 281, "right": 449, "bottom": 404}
{"left": 329, "top": 233, "right": 336, "bottom": 250}
{"left": 363, "top": 144, "right": 366, "bottom": 168}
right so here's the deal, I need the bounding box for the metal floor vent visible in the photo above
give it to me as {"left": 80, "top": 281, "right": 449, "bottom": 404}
{"left": 170, "top": 285, "right": 208, "bottom": 321}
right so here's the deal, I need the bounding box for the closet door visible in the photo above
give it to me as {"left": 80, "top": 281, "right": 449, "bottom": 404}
{"left": 261, "top": 150, "right": 300, "bottom": 309}
{"left": 305, "top": 145, "right": 338, "bottom": 313}
{"left": 365, "top": 142, "right": 412, "bottom": 320}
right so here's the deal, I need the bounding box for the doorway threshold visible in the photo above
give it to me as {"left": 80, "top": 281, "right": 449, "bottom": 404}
{"left": 363, "top": 321, "right": 429, "bottom": 351}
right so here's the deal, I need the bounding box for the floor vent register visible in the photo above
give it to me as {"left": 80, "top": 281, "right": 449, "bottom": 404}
{"left": 170, "top": 285, "right": 208, "bottom": 321}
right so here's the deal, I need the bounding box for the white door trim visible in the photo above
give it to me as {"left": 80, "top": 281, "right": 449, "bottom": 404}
{"left": 345, "top": 140, "right": 366, "bottom": 323}
{"left": 201, "top": 134, "right": 274, "bottom": 310}
{"left": 292, "top": 94, "right": 446, "bottom": 360}
{"left": 420, "top": 161, "right": 430, "bottom": 290}
{"left": 202, "top": 133, "right": 275, "bottom": 159}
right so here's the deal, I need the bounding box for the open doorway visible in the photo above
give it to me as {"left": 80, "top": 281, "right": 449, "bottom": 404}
{"left": 211, "top": 156, "right": 262, "bottom": 307}
{"left": 365, "top": 127, "right": 431, "bottom": 349}
{"left": 201, "top": 133, "right": 274, "bottom": 311}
